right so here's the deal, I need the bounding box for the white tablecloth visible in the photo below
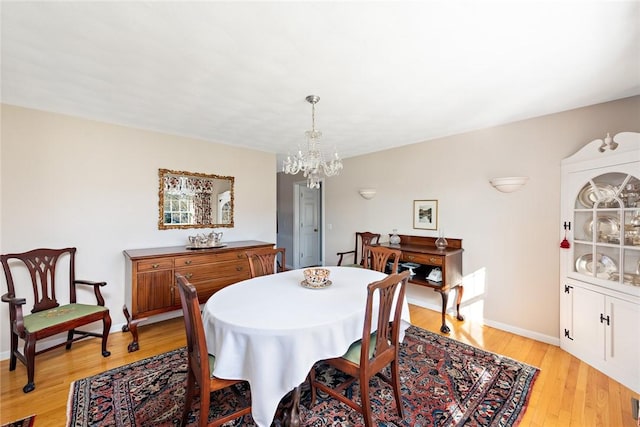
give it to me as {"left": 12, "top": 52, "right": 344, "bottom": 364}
{"left": 201, "top": 266, "right": 411, "bottom": 427}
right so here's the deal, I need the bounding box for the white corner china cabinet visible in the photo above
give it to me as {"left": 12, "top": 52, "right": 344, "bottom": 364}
{"left": 560, "top": 131, "right": 640, "bottom": 394}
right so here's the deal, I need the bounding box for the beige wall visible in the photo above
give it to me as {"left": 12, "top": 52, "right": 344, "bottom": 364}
{"left": 0, "top": 105, "right": 277, "bottom": 357}
{"left": 2, "top": 97, "right": 639, "bottom": 357}
{"left": 322, "top": 95, "right": 640, "bottom": 344}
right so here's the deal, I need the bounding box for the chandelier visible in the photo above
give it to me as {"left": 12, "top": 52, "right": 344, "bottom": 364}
{"left": 282, "top": 95, "right": 343, "bottom": 189}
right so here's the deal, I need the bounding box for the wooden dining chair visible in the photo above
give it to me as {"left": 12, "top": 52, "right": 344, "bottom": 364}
{"left": 245, "top": 247, "right": 286, "bottom": 278}
{"left": 176, "top": 273, "right": 251, "bottom": 427}
{"left": 1, "top": 247, "right": 111, "bottom": 393}
{"left": 309, "top": 270, "right": 410, "bottom": 427}
{"left": 336, "top": 232, "right": 381, "bottom": 267}
{"left": 363, "top": 245, "right": 401, "bottom": 274}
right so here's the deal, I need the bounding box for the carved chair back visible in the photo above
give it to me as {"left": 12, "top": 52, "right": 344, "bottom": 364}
{"left": 337, "top": 232, "right": 381, "bottom": 266}
{"left": 363, "top": 245, "right": 401, "bottom": 274}
{"left": 2, "top": 247, "right": 83, "bottom": 314}
{"left": 245, "top": 247, "right": 286, "bottom": 278}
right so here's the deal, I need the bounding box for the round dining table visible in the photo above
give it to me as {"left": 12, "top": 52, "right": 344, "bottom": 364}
{"left": 201, "top": 266, "right": 411, "bottom": 427}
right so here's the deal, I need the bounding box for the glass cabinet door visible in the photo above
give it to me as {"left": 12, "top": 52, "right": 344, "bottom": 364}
{"left": 572, "top": 172, "right": 640, "bottom": 288}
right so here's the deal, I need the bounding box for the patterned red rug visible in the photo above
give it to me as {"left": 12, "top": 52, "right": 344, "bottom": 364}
{"left": 1, "top": 415, "right": 35, "bottom": 427}
{"left": 67, "top": 326, "right": 539, "bottom": 426}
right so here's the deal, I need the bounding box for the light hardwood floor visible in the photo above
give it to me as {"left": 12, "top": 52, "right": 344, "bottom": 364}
{"left": 1, "top": 304, "right": 638, "bottom": 426}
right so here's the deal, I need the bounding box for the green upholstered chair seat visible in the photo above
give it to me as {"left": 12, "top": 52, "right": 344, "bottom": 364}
{"left": 341, "top": 332, "right": 378, "bottom": 365}
{"left": 23, "top": 303, "right": 108, "bottom": 333}
{"left": 208, "top": 354, "right": 216, "bottom": 377}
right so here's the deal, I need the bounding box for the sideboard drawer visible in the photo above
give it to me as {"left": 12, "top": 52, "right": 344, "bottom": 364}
{"left": 402, "top": 252, "right": 443, "bottom": 266}
{"left": 136, "top": 257, "right": 174, "bottom": 272}
{"left": 176, "top": 251, "right": 247, "bottom": 267}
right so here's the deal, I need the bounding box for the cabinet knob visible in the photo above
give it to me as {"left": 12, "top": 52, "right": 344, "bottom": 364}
{"left": 185, "top": 260, "right": 192, "bottom": 265}
{"left": 185, "top": 273, "right": 193, "bottom": 279}
{"left": 152, "top": 263, "right": 159, "bottom": 269}
{"left": 429, "top": 257, "right": 438, "bottom": 263}
{"left": 237, "top": 253, "right": 244, "bottom": 259}
{"left": 407, "top": 255, "right": 414, "bottom": 260}
{"left": 236, "top": 266, "right": 243, "bottom": 271}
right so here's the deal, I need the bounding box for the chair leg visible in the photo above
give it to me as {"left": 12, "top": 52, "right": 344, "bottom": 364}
{"left": 101, "top": 313, "right": 112, "bottom": 357}
{"left": 199, "top": 385, "right": 210, "bottom": 427}
{"left": 391, "top": 360, "right": 404, "bottom": 419}
{"left": 359, "top": 374, "right": 373, "bottom": 427}
{"left": 66, "top": 330, "right": 75, "bottom": 350}
{"left": 23, "top": 336, "right": 36, "bottom": 393}
{"left": 181, "top": 370, "right": 195, "bottom": 427}
{"left": 9, "top": 331, "right": 18, "bottom": 371}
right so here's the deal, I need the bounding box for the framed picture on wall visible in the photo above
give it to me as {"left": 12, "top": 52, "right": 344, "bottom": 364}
{"left": 413, "top": 200, "right": 438, "bottom": 230}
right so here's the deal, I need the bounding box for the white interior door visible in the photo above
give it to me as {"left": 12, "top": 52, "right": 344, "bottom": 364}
{"left": 297, "top": 184, "right": 321, "bottom": 268}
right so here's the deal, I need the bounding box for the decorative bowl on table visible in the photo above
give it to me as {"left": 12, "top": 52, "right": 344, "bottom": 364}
{"left": 301, "top": 268, "right": 332, "bottom": 289}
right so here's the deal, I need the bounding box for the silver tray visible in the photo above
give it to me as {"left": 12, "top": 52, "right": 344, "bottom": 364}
{"left": 575, "top": 254, "right": 617, "bottom": 279}
{"left": 300, "top": 279, "right": 332, "bottom": 289}
{"left": 186, "top": 243, "right": 227, "bottom": 250}
{"left": 583, "top": 215, "right": 619, "bottom": 239}
{"left": 577, "top": 183, "right": 616, "bottom": 208}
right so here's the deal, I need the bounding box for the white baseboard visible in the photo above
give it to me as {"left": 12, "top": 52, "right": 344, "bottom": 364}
{"left": 406, "top": 296, "right": 560, "bottom": 347}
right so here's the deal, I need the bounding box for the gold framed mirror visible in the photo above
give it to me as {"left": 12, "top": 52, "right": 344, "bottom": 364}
{"left": 158, "top": 168, "right": 234, "bottom": 230}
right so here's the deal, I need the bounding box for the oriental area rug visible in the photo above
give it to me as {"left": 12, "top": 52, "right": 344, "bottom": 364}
{"left": 67, "top": 326, "right": 539, "bottom": 427}
{"left": 0, "top": 415, "right": 35, "bottom": 427}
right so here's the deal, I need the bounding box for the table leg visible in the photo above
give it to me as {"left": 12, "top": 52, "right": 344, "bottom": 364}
{"left": 438, "top": 290, "right": 450, "bottom": 333}
{"left": 122, "top": 305, "right": 146, "bottom": 352}
{"left": 281, "top": 385, "right": 301, "bottom": 427}
{"left": 273, "top": 385, "right": 302, "bottom": 427}
{"left": 455, "top": 285, "right": 465, "bottom": 321}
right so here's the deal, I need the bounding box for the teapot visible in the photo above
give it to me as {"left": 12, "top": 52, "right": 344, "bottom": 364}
{"left": 209, "top": 231, "right": 223, "bottom": 245}
{"left": 188, "top": 231, "right": 223, "bottom": 247}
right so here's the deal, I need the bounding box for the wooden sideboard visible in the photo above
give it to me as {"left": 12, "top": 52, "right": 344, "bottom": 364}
{"left": 123, "top": 240, "right": 273, "bottom": 351}
{"left": 379, "top": 234, "right": 464, "bottom": 333}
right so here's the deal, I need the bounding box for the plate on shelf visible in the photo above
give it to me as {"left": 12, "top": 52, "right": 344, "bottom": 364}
{"left": 583, "top": 215, "right": 619, "bottom": 239}
{"left": 575, "top": 254, "right": 618, "bottom": 278}
{"left": 577, "top": 183, "right": 617, "bottom": 208}
{"left": 186, "top": 243, "right": 227, "bottom": 250}
{"left": 300, "top": 279, "right": 332, "bottom": 289}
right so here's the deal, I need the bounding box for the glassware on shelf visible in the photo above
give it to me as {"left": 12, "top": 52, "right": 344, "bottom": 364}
{"left": 389, "top": 229, "right": 401, "bottom": 245}
{"left": 435, "top": 230, "right": 448, "bottom": 250}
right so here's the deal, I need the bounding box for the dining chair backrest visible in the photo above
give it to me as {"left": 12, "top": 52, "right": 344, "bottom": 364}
{"left": 336, "top": 232, "right": 381, "bottom": 267}
{"left": 363, "top": 245, "right": 401, "bottom": 274}
{"left": 245, "top": 247, "right": 286, "bottom": 278}
{"left": 176, "top": 273, "right": 251, "bottom": 426}
{"left": 361, "top": 270, "right": 409, "bottom": 367}
{"left": 176, "top": 274, "right": 211, "bottom": 398}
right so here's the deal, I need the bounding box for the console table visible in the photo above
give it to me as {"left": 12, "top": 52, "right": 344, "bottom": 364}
{"left": 123, "top": 240, "right": 273, "bottom": 351}
{"left": 379, "top": 234, "right": 464, "bottom": 333}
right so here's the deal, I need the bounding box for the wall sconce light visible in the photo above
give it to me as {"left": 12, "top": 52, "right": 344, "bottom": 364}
{"left": 489, "top": 176, "right": 529, "bottom": 193}
{"left": 358, "top": 189, "right": 377, "bottom": 200}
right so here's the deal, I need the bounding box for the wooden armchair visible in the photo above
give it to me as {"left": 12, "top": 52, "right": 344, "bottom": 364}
{"left": 245, "top": 247, "right": 286, "bottom": 278}
{"left": 336, "top": 232, "right": 381, "bottom": 267}
{"left": 363, "top": 245, "right": 401, "bottom": 274}
{"left": 1, "top": 247, "right": 111, "bottom": 393}
{"left": 309, "top": 271, "right": 410, "bottom": 427}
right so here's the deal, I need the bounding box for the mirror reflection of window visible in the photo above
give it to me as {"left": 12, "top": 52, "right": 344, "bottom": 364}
{"left": 158, "top": 169, "right": 234, "bottom": 229}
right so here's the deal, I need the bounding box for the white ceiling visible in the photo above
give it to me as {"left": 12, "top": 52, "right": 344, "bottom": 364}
{"left": 2, "top": 1, "right": 639, "bottom": 163}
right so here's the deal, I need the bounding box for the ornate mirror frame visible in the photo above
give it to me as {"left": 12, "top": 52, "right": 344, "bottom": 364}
{"left": 158, "top": 168, "right": 235, "bottom": 230}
